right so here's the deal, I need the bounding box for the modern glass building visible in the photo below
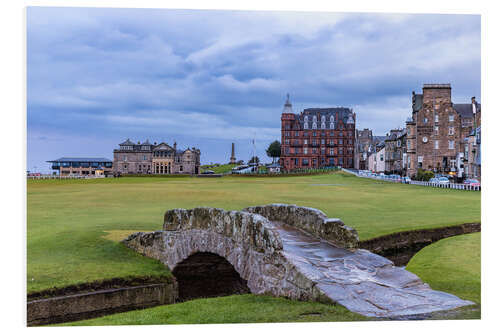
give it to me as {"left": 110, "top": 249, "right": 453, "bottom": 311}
{"left": 47, "top": 157, "right": 113, "bottom": 176}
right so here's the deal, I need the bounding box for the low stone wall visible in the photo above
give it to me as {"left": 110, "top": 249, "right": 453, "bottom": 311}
{"left": 243, "top": 204, "right": 359, "bottom": 248}
{"left": 124, "top": 207, "right": 332, "bottom": 302}
{"left": 27, "top": 282, "right": 177, "bottom": 326}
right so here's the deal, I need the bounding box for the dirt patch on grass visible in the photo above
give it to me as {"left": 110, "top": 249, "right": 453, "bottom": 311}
{"left": 102, "top": 230, "right": 154, "bottom": 242}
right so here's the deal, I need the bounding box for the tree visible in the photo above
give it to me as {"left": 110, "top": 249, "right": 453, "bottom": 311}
{"left": 266, "top": 140, "right": 281, "bottom": 163}
{"left": 248, "top": 156, "right": 260, "bottom": 165}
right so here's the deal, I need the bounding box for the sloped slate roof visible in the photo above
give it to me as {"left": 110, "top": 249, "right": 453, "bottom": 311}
{"left": 412, "top": 94, "right": 423, "bottom": 112}
{"left": 453, "top": 103, "right": 481, "bottom": 119}
{"left": 153, "top": 143, "right": 174, "bottom": 150}
{"left": 119, "top": 138, "right": 135, "bottom": 145}
{"left": 47, "top": 157, "right": 112, "bottom": 163}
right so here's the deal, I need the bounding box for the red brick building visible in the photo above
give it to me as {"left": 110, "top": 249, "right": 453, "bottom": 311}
{"left": 280, "top": 95, "right": 356, "bottom": 171}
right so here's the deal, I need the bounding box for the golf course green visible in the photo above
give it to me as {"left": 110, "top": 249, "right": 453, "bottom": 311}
{"left": 27, "top": 171, "right": 480, "bottom": 322}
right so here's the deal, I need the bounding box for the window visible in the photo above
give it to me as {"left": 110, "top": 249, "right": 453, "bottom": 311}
{"left": 143, "top": 155, "right": 147, "bottom": 160}
{"left": 302, "top": 158, "right": 309, "bottom": 166}
{"left": 313, "top": 115, "right": 317, "bottom": 122}
{"left": 295, "top": 131, "right": 299, "bottom": 137}
{"left": 312, "top": 122, "right": 317, "bottom": 129}
{"left": 313, "top": 132, "right": 317, "bottom": 137}
{"left": 449, "top": 114, "right": 454, "bottom": 122}
{"left": 304, "top": 148, "right": 308, "bottom": 154}
{"left": 304, "top": 139, "right": 308, "bottom": 145}
{"left": 397, "top": 140, "right": 401, "bottom": 147}
{"left": 304, "top": 122, "right": 308, "bottom": 129}
{"left": 407, "top": 140, "right": 411, "bottom": 149}
{"left": 423, "top": 117, "right": 428, "bottom": 124}
{"left": 123, "top": 155, "right": 127, "bottom": 161}
{"left": 321, "top": 122, "right": 326, "bottom": 129}
{"left": 321, "top": 148, "right": 325, "bottom": 154}
{"left": 304, "top": 115, "right": 308, "bottom": 122}
{"left": 448, "top": 140, "right": 454, "bottom": 149}
{"left": 434, "top": 115, "right": 439, "bottom": 123}
{"left": 321, "top": 139, "right": 325, "bottom": 145}
{"left": 434, "top": 126, "right": 439, "bottom": 134}
{"left": 339, "top": 139, "right": 343, "bottom": 145}
{"left": 330, "top": 122, "right": 335, "bottom": 129}
{"left": 434, "top": 140, "right": 439, "bottom": 149}
{"left": 330, "top": 149, "right": 334, "bottom": 155}
{"left": 448, "top": 127, "right": 454, "bottom": 135}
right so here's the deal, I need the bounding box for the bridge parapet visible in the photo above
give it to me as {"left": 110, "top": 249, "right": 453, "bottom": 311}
{"left": 243, "top": 204, "right": 359, "bottom": 248}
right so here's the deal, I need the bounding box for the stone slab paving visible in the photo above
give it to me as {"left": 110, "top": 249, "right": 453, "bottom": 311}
{"left": 271, "top": 221, "right": 474, "bottom": 318}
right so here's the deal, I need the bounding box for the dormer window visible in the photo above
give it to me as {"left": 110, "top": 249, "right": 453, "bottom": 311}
{"left": 321, "top": 122, "right": 326, "bottom": 129}
{"left": 304, "top": 115, "right": 308, "bottom": 122}
{"left": 330, "top": 122, "right": 335, "bottom": 129}
{"left": 321, "top": 115, "right": 326, "bottom": 122}
{"left": 304, "top": 122, "right": 308, "bottom": 129}
{"left": 313, "top": 115, "right": 317, "bottom": 122}
{"left": 312, "top": 122, "right": 317, "bottom": 129}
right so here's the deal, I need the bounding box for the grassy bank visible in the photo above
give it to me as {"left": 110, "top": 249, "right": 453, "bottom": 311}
{"left": 58, "top": 294, "right": 368, "bottom": 325}
{"left": 406, "top": 232, "right": 481, "bottom": 319}
{"left": 28, "top": 172, "right": 480, "bottom": 293}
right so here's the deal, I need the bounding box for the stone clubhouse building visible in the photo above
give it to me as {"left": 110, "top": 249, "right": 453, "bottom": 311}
{"left": 113, "top": 139, "right": 201, "bottom": 175}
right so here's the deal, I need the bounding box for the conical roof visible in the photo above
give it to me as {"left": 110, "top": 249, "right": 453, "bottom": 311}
{"left": 283, "top": 93, "right": 293, "bottom": 113}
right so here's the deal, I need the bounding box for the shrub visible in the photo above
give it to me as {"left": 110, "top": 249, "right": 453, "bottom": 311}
{"left": 416, "top": 168, "right": 434, "bottom": 181}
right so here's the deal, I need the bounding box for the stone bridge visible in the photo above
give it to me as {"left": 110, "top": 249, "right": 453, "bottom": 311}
{"left": 123, "top": 204, "right": 473, "bottom": 318}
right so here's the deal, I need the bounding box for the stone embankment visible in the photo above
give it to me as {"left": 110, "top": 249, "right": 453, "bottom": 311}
{"left": 124, "top": 204, "right": 474, "bottom": 318}
{"left": 27, "top": 279, "right": 177, "bottom": 326}
{"left": 360, "top": 222, "right": 481, "bottom": 266}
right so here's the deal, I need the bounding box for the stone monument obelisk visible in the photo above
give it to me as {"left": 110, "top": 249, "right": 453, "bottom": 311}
{"left": 229, "top": 143, "right": 236, "bottom": 164}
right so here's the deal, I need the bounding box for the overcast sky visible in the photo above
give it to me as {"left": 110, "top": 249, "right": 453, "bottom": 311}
{"left": 27, "top": 7, "right": 480, "bottom": 172}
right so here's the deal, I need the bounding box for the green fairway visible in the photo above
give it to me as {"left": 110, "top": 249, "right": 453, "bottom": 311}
{"left": 27, "top": 172, "right": 480, "bottom": 293}
{"left": 406, "top": 232, "right": 481, "bottom": 319}
{"left": 58, "top": 294, "right": 368, "bottom": 325}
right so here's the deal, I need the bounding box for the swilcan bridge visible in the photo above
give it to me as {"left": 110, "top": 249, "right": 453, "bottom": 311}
{"left": 123, "top": 204, "right": 473, "bottom": 318}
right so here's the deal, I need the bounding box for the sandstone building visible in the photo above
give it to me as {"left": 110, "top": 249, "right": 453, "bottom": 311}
{"left": 384, "top": 129, "right": 407, "bottom": 175}
{"left": 113, "top": 139, "right": 201, "bottom": 175}
{"left": 405, "top": 84, "right": 480, "bottom": 179}
{"left": 280, "top": 95, "right": 356, "bottom": 171}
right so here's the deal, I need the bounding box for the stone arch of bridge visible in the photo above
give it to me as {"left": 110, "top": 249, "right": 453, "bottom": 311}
{"left": 171, "top": 251, "right": 250, "bottom": 301}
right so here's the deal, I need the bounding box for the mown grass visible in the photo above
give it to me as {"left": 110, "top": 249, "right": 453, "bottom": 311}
{"left": 406, "top": 232, "right": 481, "bottom": 319}
{"left": 58, "top": 294, "right": 369, "bottom": 326}
{"left": 27, "top": 172, "right": 480, "bottom": 293}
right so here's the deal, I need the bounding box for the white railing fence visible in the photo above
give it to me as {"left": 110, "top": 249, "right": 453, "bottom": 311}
{"left": 27, "top": 175, "right": 108, "bottom": 180}
{"left": 342, "top": 168, "right": 480, "bottom": 191}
